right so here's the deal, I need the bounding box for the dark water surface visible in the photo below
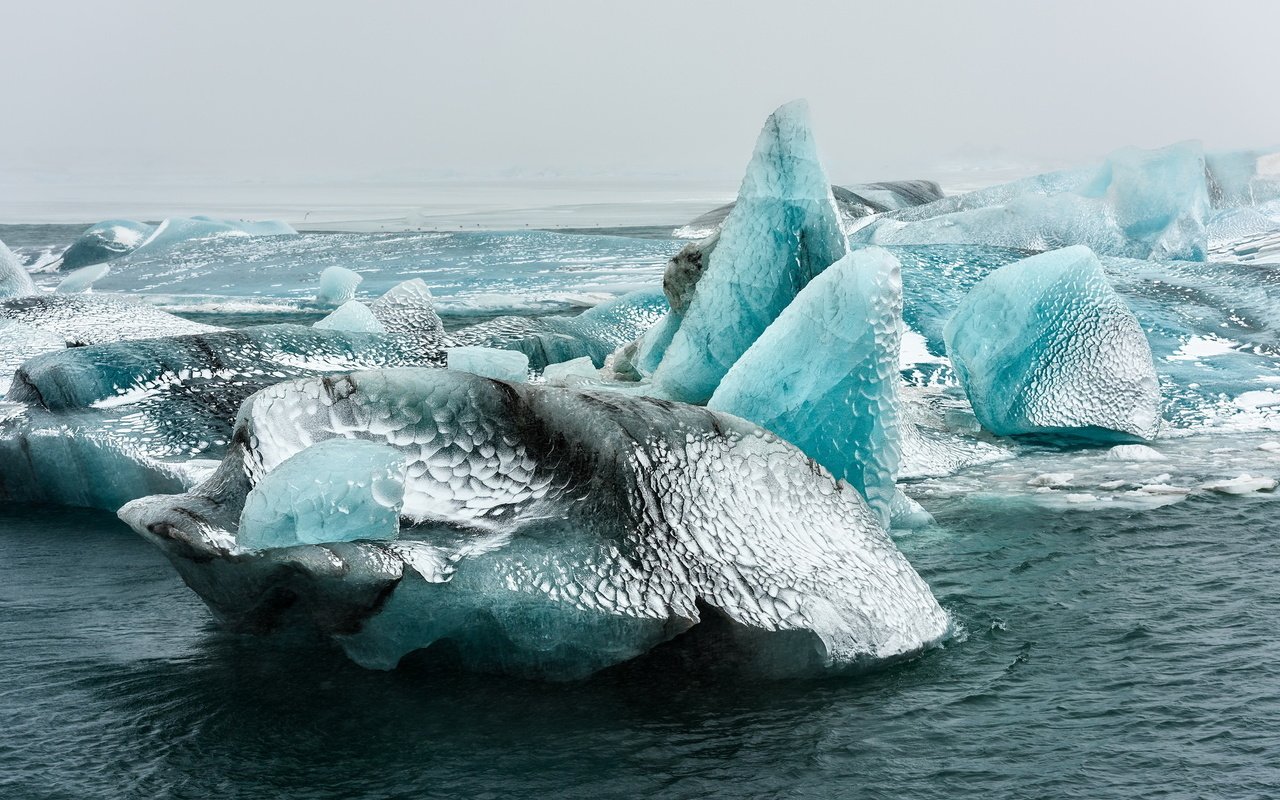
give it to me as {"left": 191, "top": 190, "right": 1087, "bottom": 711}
{"left": 2, "top": 497, "right": 1278, "bottom": 799}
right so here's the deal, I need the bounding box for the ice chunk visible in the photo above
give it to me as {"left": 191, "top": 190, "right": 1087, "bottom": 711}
{"left": 1201, "top": 473, "right": 1277, "bottom": 494}
{"left": 119, "top": 369, "right": 949, "bottom": 679}
{"left": 1107, "top": 444, "right": 1166, "bottom": 462}
{"left": 55, "top": 263, "right": 110, "bottom": 294}
{"left": 944, "top": 246, "right": 1160, "bottom": 440}
{"left": 542, "top": 356, "right": 598, "bottom": 386}
{"left": 313, "top": 301, "right": 386, "bottom": 333}
{"left": 239, "top": 438, "right": 406, "bottom": 550}
{"left": 447, "top": 288, "right": 668, "bottom": 370}
{"left": 59, "top": 219, "right": 155, "bottom": 271}
{"left": 651, "top": 101, "right": 849, "bottom": 403}
{"left": 447, "top": 346, "right": 529, "bottom": 382}
{"left": 139, "top": 216, "right": 295, "bottom": 252}
{"left": 709, "top": 247, "right": 904, "bottom": 526}
{"left": 857, "top": 142, "right": 1210, "bottom": 260}
{"left": 315, "top": 266, "right": 363, "bottom": 307}
{"left": 368, "top": 279, "right": 444, "bottom": 347}
{"left": 0, "top": 238, "right": 36, "bottom": 298}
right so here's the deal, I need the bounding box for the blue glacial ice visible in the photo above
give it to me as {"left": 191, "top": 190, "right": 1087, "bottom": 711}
{"left": 315, "top": 266, "right": 363, "bottom": 307}
{"left": 943, "top": 245, "right": 1160, "bottom": 440}
{"left": 855, "top": 142, "right": 1212, "bottom": 260}
{"left": 59, "top": 219, "right": 155, "bottom": 271}
{"left": 118, "top": 368, "right": 949, "bottom": 679}
{"left": 446, "top": 346, "right": 530, "bottom": 382}
{"left": 0, "top": 293, "right": 218, "bottom": 346}
{"left": 55, "top": 263, "right": 111, "bottom": 294}
{"left": 313, "top": 300, "right": 386, "bottom": 333}
{"left": 709, "top": 247, "right": 904, "bottom": 527}
{"left": 238, "top": 438, "right": 407, "bottom": 550}
{"left": 0, "top": 238, "right": 37, "bottom": 298}
{"left": 651, "top": 101, "right": 849, "bottom": 403}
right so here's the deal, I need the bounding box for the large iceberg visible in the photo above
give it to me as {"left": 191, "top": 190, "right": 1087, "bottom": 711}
{"left": 856, "top": 142, "right": 1211, "bottom": 261}
{"left": 0, "top": 238, "right": 37, "bottom": 298}
{"left": 709, "top": 247, "right": 904, "bottom": 527}
{"left": 57, "top": 216, "right": 296, "bottom": 271}
{"left": 119, "top": 369, "right": 949, "bottom": 679}
{"left": 943, "top": 245, "right": 1160, "bottom": 440}
{"left": 651, "top": 100, "right": 849, "bottom": 403}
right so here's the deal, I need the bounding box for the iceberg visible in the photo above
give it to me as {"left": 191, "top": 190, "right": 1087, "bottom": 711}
{"left": 0, "top": 294, "right": 218, "bottom": 346}
{"left": 238, "top": 438, "right": 407, "bottom": 550}
{"left": 119, "top": 369, "right": 949, "bottom": 679}
{"left": 446, "top": 288, "right": 667, "bottom": 370}
{"left": 652, "top": 100, "right": 849, "bottom": 403}
{"left": 0, "top": 238, "right": 37, "bottom": 298}
{"left": 0, "top": 320, "right": 65, "bottom": 393}
{"left": 709, "top": 247, "right": 904, "bottom": 527}
{"left": 55, "top": 263, "right": 110, "bottom": 294}
{"left": 368, "top": 279, "right": 446, "bottom": 351}
{"left": 313, "top": 301, "right": 386, "bottom": 334}
{"left": 446, "top": 346, "right": 530, "bottom": 382}
{"left": 856, "top": 142, "right": 1211, "bottom": 260}
{"left": 59, "top": 219, "right": 155, "bottom": 271}
{"left": 943, "top": 245, "right": 1160, "bottom": 440}
{"left": 316, "top": 266, "right": 363, "bottom": 307}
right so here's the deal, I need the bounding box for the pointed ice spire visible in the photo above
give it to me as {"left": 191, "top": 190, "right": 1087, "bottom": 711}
{"left": 651, "top": 100, "right": 849, "bottom": 403}
{"left": 0, "top": 238, "right": 37, "bottom": 298}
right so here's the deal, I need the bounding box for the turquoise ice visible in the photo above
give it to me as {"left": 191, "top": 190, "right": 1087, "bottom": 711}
{"left": 709, "top": 247, "right": 904, "bottom": 527}
{"left": 943, "top": 245, "right": 1160, "bottom": 440}
{"left": 55, "top": 264, "right": 110, "bottom": 294}
{"left": 651, "top": 100, "right": 849, "bottom": 403}
{"left": 313, "top": 300, "right": 386, "bottom": 333}
{"left": 238, "top": 438, "right": 407, "bottom": 550}
{"left": 856, "top": 142, "right": 1211, "bottom": 261}
{"left": 59, "top": 220, "right": 155, "bottom": 270}
{"left": 446, "top": 346, "right": 530, "bottom": 382}
{"left": 0, "top": 238, "right": 36, "bottom": 297}
{"left": 316, "top": 266, "right": 363, "bottom": 306}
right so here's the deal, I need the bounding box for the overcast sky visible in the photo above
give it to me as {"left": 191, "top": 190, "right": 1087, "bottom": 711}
{"left": 2, "top": 0, "right": 1277, "bottom": 186}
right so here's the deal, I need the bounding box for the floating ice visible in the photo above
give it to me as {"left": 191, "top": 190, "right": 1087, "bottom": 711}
{"left": 0, "top": 294, "right": 218, "bottom": 346}
{"left": 0, "top": 320, "right": 65, "bottom": 393}
{"left": 238, "top": 438, "right": 407, "bottom": 550}
{"left": 447, "top": 288, "right": 667, "bottom": 370}
{"left": 857, "top": 142, "right": 1211, "bottom": 260}
{"left": 0, "top": 238, "right": 36, "bottom": 298}
{"left": 59, "top": 220, "right": 154, "bottom": 271}
{"left": 446, "top": 346, "right": 530, "bottom": 382}
{"left": 653, "top": 101, "right": 849, "bottom": 403}
{"left": 119, "top": 369, "right": 949, "bottom": 679}
{"left": 1107, "top": 444, "right": 1166, "bottom": 462}
{"left": 709, "top": 247, "right": 904, "bottom": 527}
{"left": 542, "top": 356, "right": 598, "bottom": 386}
{"left": 55, "top": 263, "right": 110, "bottom": 294}
{"left": 1201, "top": 473, "right": 1277, "bottom": 494}
{"left": 313, "top": 301, "right": 386, "bottom": 333}
{"left": 944, "top": 246, "right": 1160, "bottom": 440}
{"left": 316, "top": 266, "right": 363, "bottom": 307}
{"left": 368, "top": 279, "right": 444, "bottom": 348}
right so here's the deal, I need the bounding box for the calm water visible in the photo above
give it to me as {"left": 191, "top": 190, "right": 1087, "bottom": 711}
{"left": 3, "top": 495, "right": 1277, "bottom": 799}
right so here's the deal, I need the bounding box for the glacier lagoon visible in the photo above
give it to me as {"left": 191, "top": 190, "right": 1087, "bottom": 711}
{"left": 3, "top": 103, "right": 1280, "bottom": 796}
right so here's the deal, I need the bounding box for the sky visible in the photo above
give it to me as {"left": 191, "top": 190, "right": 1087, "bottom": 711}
{"left": 1, "top": 0, "right": 1277, "bottom": 189}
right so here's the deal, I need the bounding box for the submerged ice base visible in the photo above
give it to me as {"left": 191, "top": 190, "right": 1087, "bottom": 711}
{"left": 119, "top": 369, "right": 949, "bottom": 680}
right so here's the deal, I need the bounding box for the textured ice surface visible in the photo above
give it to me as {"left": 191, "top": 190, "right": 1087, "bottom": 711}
{"left": 315, "top": 266, "right": 363, "bottom": 306}
{"left": 368, "top": 279, "right": 445, "bottom": 351}
{"left": 653, "top": 101, "right": 849, "bottom": 403}
{"left": 59, "top": 219, "right": 154, "bottom": 270}
{"left": 0, "top": 321, "right": 65, "bottom": 393}
{"left": 709, "top": 247, "right": 904, "bottom": 526}
{"left": 119, "top": 369, "right": 949, "bottom": 679}
{"left": 55, "top": 263, "right": 110, "bottom": 294}
{"left": 856, "top": 143, "right": 1211, "bottom": 260}
{"left": 313, "top": 301, "right": 386, "bottom": 333}
{"left": 943, "top": 246, "right": 1159, "bottom": 440}
{"left": 0, "top": 294, "right": 217, "bottom": 346}
{"left": 446, "top": 288, "right": 667, "bottom": 370}
{"left": 446, "top": 346, "right": 529, "bottom": 382}
{"left": 0, "top": 238, "right": 37, "bottom": 297}
{"left": 239, "top": 438, "right": 406, "bottom": 550}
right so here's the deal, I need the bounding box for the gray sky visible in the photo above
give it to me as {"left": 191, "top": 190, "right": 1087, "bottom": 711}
{"left": 2, "top": 0, "right": 1277, "bottom": 186}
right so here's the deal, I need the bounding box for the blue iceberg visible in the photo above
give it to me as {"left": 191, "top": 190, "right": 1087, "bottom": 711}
{"left": 0, "top": 238, "right": 37, "bottom": 298}
{"left": 709, "top": 247, "right": 904, "bottom": 527}
{"left": 651, "top": 100, "right": 849, "bottom": 403}
{"left": 118, "top": 369, "right": 949, "bottom": 679}
{"left": 943, "top": 245, "right": 1160, "bottom": 440}
{"left": 59, "top": 219, "right": 155, "bottom": 271}
{"left": 54, "top": 263, "right": 111, "bottom": 294}
{"left": 856, "top": 142, "right": 1211, "bottom": 261}
{"left": 316, "top": 266, "right": 363, "bottom": 307}
{"left": 59, "top": 216, "right": 296, "bottom": 272}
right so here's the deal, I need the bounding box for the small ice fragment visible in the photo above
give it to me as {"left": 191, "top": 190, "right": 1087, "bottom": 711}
{"left": 1135, "top": 484, "right": 1191, "bottom": 495}
{"left": 1062, "top": 493, "right": 1098, "bottom": 504}
{"left": 1097, "top": 479, "right": 1127, "bottom": 490}
{"left": 447, "top": 346, "right": 530, "bottom": 383}
{"left": 313, "top": 300, "right": 386, "bottom": 333}
{"left": 1201, "top": 474, "right": 1278, "bottom": 494}
{"left": 55, "top": 263, "right": 111, "bottom": 294}
{"left": 1107, "top": 444, "right": 1167, "bottom": 462}
{"left": 1258, "top": 441, "right": 1280, "bottom": 452}
{"left": 316, "top": 266, "right": 363, "bottom": 307}
{"left": 1027, "top": 472, "right": 1074, "bottom": 487}
{"left": 543, "top": 356, "right": 598, "bottom": 385}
